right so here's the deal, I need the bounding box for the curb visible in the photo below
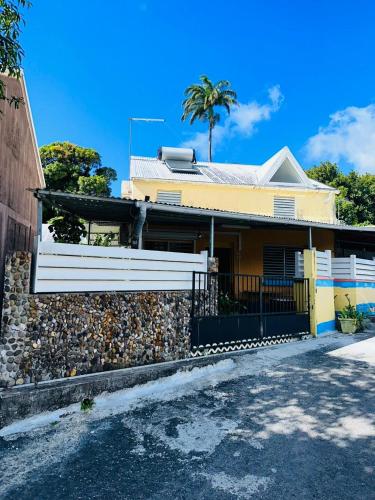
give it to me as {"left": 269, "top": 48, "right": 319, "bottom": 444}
{"left": 0, "top": 346, "right": 261, "bottom": 429}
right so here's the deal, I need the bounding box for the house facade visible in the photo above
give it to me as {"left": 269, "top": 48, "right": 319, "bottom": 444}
{"left": 124, "top": 146, "right": 337, "bottom": 224}
{"left": 121, "top": 146, "right": 365, "bottom": 277}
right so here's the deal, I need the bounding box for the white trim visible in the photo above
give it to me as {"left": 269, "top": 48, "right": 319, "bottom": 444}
{"left": 130, "top": 176, "right": 333, "bottom": 192}
{"left": 20, "top": 73, "right": 45, "bottom": 188}
{"left": 259, "top": 146, "right": 313, "bottom": 189}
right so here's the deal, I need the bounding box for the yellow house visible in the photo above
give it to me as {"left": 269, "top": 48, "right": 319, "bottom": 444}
{"left": 121, "top": 146, "right": 345, "bottom": 276}
{"left": 36, "top": 144, "right": 375, "bottom": 339}
{"left": 35, "top": 145, "right": 375, "bottom": 338}
{"left": 124, "top": 146, "right": 337, "bottom": 224}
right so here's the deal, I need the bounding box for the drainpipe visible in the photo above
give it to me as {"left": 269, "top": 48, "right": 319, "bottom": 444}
{"left": 308, "top": 226, "right": 313, "bottom": 250}
{"left": 133, "top": 202, "right": 147, "bottom": 249}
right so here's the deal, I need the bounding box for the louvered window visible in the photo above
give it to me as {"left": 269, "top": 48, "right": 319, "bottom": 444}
{"left": 156, "top": 190, "right": 182, "bottom": 205}
{"left": 273, "top": 196, "right": 296, "bottom": 218}
{"left": 263, "top": 246, "right": 302, "bottom": 277}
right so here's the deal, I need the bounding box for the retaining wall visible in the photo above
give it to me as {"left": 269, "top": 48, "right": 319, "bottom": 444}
{"left": 1, "top": 252, "right": 192, "bottom": 388}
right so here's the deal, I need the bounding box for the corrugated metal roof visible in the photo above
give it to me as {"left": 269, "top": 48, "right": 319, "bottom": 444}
{"left": 34, "top": 190, "right": 375, "bottom": 234}
{"left": 131, "top": 156, "right": 261, "bottom": 185}
{"left": 130, "top": 148, "right": 336, "bottom": 191}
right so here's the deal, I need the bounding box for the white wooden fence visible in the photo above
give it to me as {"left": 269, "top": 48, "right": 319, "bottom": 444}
{"left": 295, "top": 249, "right": 375, "bottom": 281}
{"left": 316, "top": 250, "right": 332, "bottom": 277}
{"left": 33, "top": 242, "right": 208, "bottom": 293}
{"left": 332, "top": 255, "right": 375, "bottom": 280}
{"left": 295, "top": 250, "right": 332, "bottom": 277}
{"left": 295, "top": 252, "right": 304, "bottom": 278}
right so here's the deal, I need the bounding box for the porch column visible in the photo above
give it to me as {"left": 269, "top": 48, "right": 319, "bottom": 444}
{"left": 209, "top": 216, "right": 215, "bottom": 258}
{"left": 37, "top": 198, "right": 43, "bottom": 241}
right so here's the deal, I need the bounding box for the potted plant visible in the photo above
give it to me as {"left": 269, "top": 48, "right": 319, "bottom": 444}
{"left": 338, "top": 295, "right": 366, "bottom": 334}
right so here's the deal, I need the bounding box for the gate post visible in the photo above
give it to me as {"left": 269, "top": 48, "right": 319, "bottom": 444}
{"left": 304, "top": 248, "right": 336, "bottom": 336}
{"left": 303, "top": 249, "right": 317, "bottom": 336}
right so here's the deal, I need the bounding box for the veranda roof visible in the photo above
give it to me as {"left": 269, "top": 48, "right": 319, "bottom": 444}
{"left": 34, "top": 190, "right": 375, "bottom": 239}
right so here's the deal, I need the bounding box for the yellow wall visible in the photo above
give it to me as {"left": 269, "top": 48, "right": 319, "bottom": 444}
{"left": 303, "top": 250, "right": 336, "bottom": 336}
{"left": 131, "top": 179, "right": 336, "bottom": 224}
{"left": 195, "top": 228, "right": 334, "bottom": 276}
{"left": 334, "top": 283, "right": 375, "bottom": 317}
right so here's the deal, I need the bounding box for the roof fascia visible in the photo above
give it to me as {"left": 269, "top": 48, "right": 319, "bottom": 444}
{"left": 20, "top": 73, "right": 46, "bottom": 188}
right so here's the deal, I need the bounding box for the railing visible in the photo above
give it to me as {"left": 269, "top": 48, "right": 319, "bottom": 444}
{"left": 295, "top": 249, "right": 332, "bottom": 277}
{"left": 295, "top": 250, "right": 375, "bottom": 281}
{"left": 332, "top": 255, "right": 375, "bottom": 281}
{"left": 192, "top": 272, "right": 310, "bottom": 319}
{"left": 33, "top": 241, "right": 207, "bottom": 293}
{"left": 316, "top": 250, "right": 332, "bottom": 277}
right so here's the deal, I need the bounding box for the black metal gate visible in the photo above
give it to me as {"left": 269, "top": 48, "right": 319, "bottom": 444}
{"left": 191, "top": 272, "right": 310, "bottom": 355}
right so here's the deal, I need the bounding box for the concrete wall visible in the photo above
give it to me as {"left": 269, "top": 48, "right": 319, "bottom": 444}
{"left": 131, "top": 179, "right": 337, "bottom": 224}
{"left": 1, "top": 252, "right": 193, "bottom": 388}
{"left": 303, "top": 250, "right": 336, "bottom": 336}
{"left": 304, "top": 250, "right": 375, "bottom": 336}
{"left": 334, "top": 281, "right": 375, "bottom": 317}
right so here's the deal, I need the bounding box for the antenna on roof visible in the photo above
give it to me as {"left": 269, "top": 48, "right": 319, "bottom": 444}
{"left": 128, "top": 117, "right": 165, "bottom": 171}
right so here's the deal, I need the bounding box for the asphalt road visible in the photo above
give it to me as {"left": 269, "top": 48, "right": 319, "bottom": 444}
{"left": 1, "top": 333, "right": 374, "bottom": 500}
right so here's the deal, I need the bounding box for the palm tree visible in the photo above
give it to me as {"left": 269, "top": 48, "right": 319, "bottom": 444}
{"left": 182, "top": 75, "right": 238, "bottom": 162}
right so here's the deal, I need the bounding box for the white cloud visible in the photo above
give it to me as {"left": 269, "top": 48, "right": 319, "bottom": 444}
{"left": 305, "top": 104, "right": 375, "bottom": 173}
{"left": 181, "top": 85, "right": 284, "bottom": 160}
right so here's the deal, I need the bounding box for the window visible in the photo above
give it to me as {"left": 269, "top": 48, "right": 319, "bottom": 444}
{"left": 156, "top": 190, "right": 182, "bottom": 205}
{"left": 263, "top": 246, "right": 302, "bottom": 277}
{"left": 273, "top": 196, "right": 296, "bottom": 218}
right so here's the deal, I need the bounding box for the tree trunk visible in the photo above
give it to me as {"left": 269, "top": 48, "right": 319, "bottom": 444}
{"left": 208, "top": 123, "right": 213, "bottom": 162}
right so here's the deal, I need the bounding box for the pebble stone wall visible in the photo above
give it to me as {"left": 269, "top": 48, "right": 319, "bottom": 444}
{"left": 0, "top": 251, "right": 192, "bottom": 388}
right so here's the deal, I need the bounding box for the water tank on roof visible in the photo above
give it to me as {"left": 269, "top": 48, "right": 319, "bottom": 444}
{"left": 158, "top": 147, "right": 196, "bottom": 163}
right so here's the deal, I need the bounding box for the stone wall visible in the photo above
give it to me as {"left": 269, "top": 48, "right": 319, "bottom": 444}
{"left": 1, "top": 252, "right": 192, "bottom": 387}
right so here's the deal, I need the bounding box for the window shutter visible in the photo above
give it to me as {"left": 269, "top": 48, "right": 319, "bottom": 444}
{"left": 273, "top": 196, "right": 296, "bottom": 218}
{"left": 264, "top": 246, "right": 285, "bottom": 276}
{"left": 156, "top": 191, "right": 182, "bottom": 205}
{"left": 264, "top": 246, "right": 302, "bottom": 276}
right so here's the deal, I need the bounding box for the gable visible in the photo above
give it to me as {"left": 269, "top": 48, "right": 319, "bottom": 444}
{"left": 269, "top": 158, "right": 303, "bottom": 184}
{"left": 259, "top": 146, "right": 313, "bottom": 188}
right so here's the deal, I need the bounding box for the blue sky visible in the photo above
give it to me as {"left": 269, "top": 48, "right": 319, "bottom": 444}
{"left": 21, "top": 0, "right": 375, "bottom": 195}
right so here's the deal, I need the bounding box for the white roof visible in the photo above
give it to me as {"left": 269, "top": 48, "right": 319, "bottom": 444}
{"left": 130, "top": 146, "right": 336, "bottom": 191}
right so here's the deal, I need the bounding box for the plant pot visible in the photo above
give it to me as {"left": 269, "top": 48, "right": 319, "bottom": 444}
{"left": 339, "top": 318, "right": 357, "bottom": 334}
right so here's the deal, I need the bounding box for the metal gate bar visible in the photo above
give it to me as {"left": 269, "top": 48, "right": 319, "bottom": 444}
{"left": 191, "top": 271, "right": 310, "bottom": 354}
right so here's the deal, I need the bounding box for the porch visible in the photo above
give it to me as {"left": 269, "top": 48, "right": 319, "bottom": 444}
{"left": 34, "top": 189, "right": 375, "bottom": 280}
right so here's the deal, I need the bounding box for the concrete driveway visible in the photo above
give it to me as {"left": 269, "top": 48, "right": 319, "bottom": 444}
{"left": 1, "top": 333, "right": 374, "bottom": 499}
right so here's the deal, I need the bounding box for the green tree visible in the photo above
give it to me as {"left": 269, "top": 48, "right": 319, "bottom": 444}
{"left": 182, "top": 75, "right": 238, "bottom": 161}
{"left": 306, "top": 161, "right": 375, "bottom": 226}
{"left": 0, "top": 0, "right": 30, "bottom": 112}
{"left": 305, "top": 161, "right": 340, "bottom": 185}
{"left": 40, "top": 141, "right": 117, "bottom": 242}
